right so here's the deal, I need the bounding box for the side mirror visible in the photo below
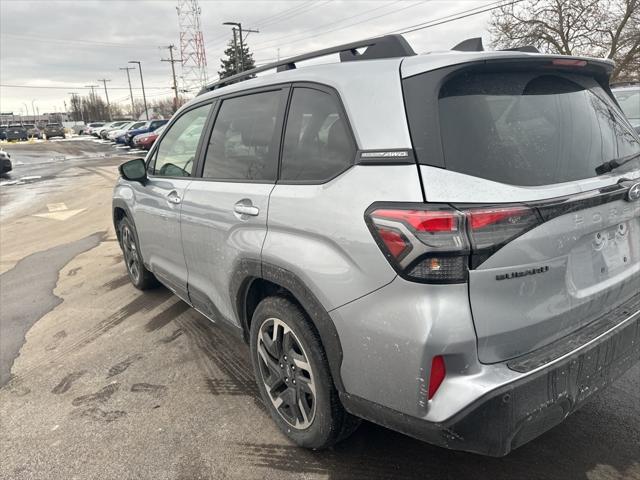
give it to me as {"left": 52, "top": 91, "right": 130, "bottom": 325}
{"left": 119, "top": 158, "right": 147, "bottom": 183}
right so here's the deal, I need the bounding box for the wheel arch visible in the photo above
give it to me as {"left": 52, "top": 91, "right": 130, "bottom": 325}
{"left": 231, "top": 259, "right": 346, "bottom": 392}
{"left": 112, "top": 199, "right": 132, "bottom": 244}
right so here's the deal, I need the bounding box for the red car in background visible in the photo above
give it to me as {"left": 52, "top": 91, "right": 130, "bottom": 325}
{"left": 132, "top": 124, "right": 166, "bottom": 150}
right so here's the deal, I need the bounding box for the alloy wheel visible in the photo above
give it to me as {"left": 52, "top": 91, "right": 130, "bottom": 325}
{"left": 257, "top": 317, "right": 317, "bottom": 429}
{"left": 121, "top": 225, "right": 140, "bottom": 283}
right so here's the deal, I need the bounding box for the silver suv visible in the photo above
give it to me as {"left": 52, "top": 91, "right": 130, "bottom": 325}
{"left": 113, "top": 35, "right": 640, "bottom": 456}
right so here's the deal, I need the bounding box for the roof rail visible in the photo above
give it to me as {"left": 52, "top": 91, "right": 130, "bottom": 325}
{"left": 198, "top": 34, "right": 415, "bottom": 95}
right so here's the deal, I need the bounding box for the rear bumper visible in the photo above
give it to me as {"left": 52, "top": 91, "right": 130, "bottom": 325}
{"left": 343, "top": 304, "right": 639, "bottom": 456}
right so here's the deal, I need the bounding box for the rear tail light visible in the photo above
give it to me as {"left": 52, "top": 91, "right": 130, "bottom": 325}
{"left": 366, "top": 203, "right": 541, "bottom": 283}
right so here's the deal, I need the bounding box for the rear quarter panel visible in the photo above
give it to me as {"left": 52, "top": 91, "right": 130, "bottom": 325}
{"left": 262, "top": 165, "right": 423, "bottom": 310}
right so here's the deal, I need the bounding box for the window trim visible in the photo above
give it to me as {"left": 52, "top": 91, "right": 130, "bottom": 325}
{"left": 145, "top": 99, "right": 216, "bottom": 180}
{"left": 194, "top": 83, "right": 291, "bottom": 184}
{"left": 276, "top": 81, "right": 359, "bottom": 186}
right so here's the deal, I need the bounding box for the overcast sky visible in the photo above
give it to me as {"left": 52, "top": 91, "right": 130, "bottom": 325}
{"left": 0, "top": 0, "right": 493, "bottom": 116}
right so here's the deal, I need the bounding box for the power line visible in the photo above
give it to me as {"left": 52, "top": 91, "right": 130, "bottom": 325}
{"left": 259, "top": 0, "right": 332, "bottom": 28}
{"left": 254, "top": 0, "right": 317, "bottom": 26}
{"left": 393, "top": 0, "right": 514, "bottom": 35}
{"left": 255, "top": 0, "right": 512, "bottom": 60}
{"left": 0, "top": 84, "right": 168, "bottom": 90}
{"left": 251, "top": 0, "right": 423, "bottom": 53}
{"left": 1, "top": 32, "right": 158, "bottom": 49}
{"left": 249, "top": 0, "right": 406, "bottom": 51}
{"left": 204, "top": 0, "right": 331, "bottom": 52}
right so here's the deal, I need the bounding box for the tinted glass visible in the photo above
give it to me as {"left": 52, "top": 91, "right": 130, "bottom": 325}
{"left": 150, "top": 103, "right": 210, "bottom": 177}
{"left": 440, "top": 72, "right": 640, "bottom": 185}
{"left": 406, "top": 71, "right": 640, "bottom": 186}
{"left": 203, "top": 91, "right": 281, "bottom": 181}
{"left": 281, "top": 88, "right": 355, "bottom": 182}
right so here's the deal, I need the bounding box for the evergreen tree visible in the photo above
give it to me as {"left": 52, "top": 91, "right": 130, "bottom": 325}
{"left": 218, "top": 37, "right": 256, "bottom": 80}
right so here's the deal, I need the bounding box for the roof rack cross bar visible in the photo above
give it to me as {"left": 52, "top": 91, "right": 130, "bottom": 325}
{"left": 198, "top": 34, "right": 415, "bottom": 95}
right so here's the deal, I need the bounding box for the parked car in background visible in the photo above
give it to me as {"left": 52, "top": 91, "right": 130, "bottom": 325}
{"left": 5, "top": 124, "right": 28, "bottom": 141}
{"left": 44, "top": 123, "right": 65, "bottom": 139}
{"left": 132, "top": 124, "right": 166, "bottom": 150}
{"left": 98, "top": 121, "right": 130, "bottom": 139}
{"left": 0, "top": 126, "right": 7, "bottom": 141}
{"left": 0, "top": 150, "right": 11, "bottom": 174}
{"left": 114, "top": 34, "right": 640, "bottom": 457}
{"left": 612, "top": 82, "right": 640, "bottom": 133}
{"left": 113, "top": 121, "right": 147, "bottom": 144}
{"left": 124, "top": 119, "right": 168, "bottom": 146}
{"left": 80, "top": 122, "right": 105, "bottom": 135}
{"left": 23, "top": 124, "right": 43, "bottom": 139}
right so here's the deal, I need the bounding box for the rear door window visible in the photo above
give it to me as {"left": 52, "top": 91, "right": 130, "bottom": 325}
{"left": 404, "top": 70, "right": 640, "bottom": 186}
{"left": 202, "top": 90, "right": 283, "bottom": 182}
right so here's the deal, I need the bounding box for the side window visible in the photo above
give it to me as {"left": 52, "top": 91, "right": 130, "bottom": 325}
{"left": 281, "top": 87, "right": 355, "bottom": 182}
{"left": 149, "top": 103, "right": 211, "bottom": 177}
{"left": 202, "top": 90, "right": 281, "bottom": 181}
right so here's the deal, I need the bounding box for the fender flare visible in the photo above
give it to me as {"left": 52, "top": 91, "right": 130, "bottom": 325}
{"left": 230, "top": 259, "right": 346, "bottom": 393}
{"left": 111, "top": 199, "right": 133, "bottom": 241}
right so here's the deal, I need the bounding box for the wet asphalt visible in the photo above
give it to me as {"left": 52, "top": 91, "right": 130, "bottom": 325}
{"left": 0, "top": 139, "right": 638, "bottom": 480}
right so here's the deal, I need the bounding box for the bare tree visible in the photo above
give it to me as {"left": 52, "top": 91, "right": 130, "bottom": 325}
{"left": 490, "top": 0, "right": 640, "bottom": 81}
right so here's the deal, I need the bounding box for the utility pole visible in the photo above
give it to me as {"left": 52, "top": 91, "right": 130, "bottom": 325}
{"left": 231, "top": 27, "right": 239, "bottom": 74}
{"left": 84, "top": 84, "right": 98, "bottom": 98}
{"left": 98, "top": 78, "right": 112, "bottom": 120}
{"left": 120, "top": 67, "right": 136, "bottom": 118}
{"left": 31, "top": 100, "right": 37, "bottom": 123}
{"left": 85, "top": 84, "right": 99, "bottom": 121}
{"left": 223, "top": 22, "right": 259, "bottom": 72}
{"left": 129, "top": 61, "right": 149, "bottom": 120}
{"left": 161, "top": 44, "right": 181, "bottom": 112}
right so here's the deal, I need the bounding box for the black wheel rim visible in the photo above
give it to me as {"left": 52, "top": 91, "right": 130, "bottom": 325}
{"left": 121, "top": 225, "right": 140, "bottom": 283}
{"left": 257, "top": 317, "right": 316, "bottom": 429}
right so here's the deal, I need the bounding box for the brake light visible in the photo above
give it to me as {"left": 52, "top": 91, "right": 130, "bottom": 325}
{"left": 551, "top": 59, "right": 587, "bottom": 67}
{"left": 366, "top": 203, "right": 540, "bottom": 283}
{"left": 428, "top": 356, "right": 446, "bottom": 400}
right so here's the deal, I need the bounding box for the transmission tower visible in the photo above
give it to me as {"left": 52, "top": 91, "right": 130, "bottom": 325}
{"left": 176, "top": 0, "right": 208, "bottom": 94}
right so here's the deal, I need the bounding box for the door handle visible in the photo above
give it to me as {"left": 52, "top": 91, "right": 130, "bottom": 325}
{"left": 167, "top": 191, "right": 181, "bottom": 205}
{"left": 234, "top": 203, "right": 259, "bottom": 216}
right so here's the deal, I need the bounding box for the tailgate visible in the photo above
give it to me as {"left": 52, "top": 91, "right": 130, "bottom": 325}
{"left": 470, "top": 190, "right": 640, "bottom": 363}
{"left": 403, "top": 60, "right": 640, "bottom": 363}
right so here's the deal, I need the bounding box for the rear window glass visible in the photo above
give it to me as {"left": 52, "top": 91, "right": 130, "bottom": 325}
{"left": 405, "top": 71, "right": 640, "bottom": 186}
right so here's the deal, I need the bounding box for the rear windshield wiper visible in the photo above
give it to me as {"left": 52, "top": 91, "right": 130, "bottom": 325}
{"left": 595, "top": 151, "right": 640, "bottom": 175}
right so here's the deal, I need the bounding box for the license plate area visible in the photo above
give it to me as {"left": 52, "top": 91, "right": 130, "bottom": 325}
{"left": 594, "top": 222, "right": 632, "bottom": 275}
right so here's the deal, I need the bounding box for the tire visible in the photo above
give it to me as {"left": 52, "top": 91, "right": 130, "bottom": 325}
{"left": 249, "top": 296, "right": 360, "bottom": 449}
{"left": 117, "top": 216, "right": 159, "bottom": 290}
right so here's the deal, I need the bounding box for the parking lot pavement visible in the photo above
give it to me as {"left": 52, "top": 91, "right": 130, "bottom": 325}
{"left": 0, "top": 142, "right": 639, "bottom": 480}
